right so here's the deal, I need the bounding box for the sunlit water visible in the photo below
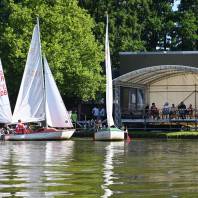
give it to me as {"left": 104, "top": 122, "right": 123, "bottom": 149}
{"left": 1, "top": 139, "right": 198, "bottom": 197}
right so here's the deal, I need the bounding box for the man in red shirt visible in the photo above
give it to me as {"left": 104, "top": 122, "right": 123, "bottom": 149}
{"left": 16, "top": 119, "right": 26, "bottom": 134}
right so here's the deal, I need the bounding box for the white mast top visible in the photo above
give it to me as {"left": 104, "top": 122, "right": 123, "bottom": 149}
{"left": 105, "top": 14, "right": 115, "bottom": 127}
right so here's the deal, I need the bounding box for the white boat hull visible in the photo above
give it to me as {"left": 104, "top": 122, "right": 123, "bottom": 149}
{"left": 4, "top": 129, "right": 75, "bottom": 141}
{"left": 94, "top": 128, "right": 124, "bottom": 141}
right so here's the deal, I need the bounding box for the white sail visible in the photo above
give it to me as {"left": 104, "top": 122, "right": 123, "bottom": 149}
{"left": 44, "top": 56, "right": 73, "bottom": 128}
{"left": 105, "top": 15, "right": 114, "bottom": 127}
{"left": 12, "top": 22, "right": 45, "bottom": 123}
{"left": 0, "top": 59, "right": 12, "bottom": 123}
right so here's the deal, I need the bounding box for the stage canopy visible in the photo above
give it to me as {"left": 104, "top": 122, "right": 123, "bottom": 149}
{"left": 114, "top": 65, "right": 198, "bottom": 85}
{"left": 114, "top": 65, "right": 198, "bottom": 109}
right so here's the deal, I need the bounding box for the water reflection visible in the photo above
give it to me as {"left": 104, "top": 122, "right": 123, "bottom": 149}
{"left": 101, "top": 142, "right": 125, "bottom": 198}
{"left": 2, "top": 139, "right": 198, "bottom": 197}
{"left": 0, "top": 141, "right": 74, "bottom": 197}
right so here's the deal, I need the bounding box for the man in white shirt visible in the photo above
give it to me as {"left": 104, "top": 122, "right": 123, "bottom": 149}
{"left": 92, "top": 106, "right": 99, "bottom": 120}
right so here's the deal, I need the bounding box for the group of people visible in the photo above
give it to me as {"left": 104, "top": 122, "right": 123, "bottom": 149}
{"left": 0, "top": 119, "right": 33, "bottom": 135}
{"left": 92, "top": 106, "right": 106, "bottom": 129}
{"left": 145, "top": 101, "right": 194, "bottom": 119}
{"left": 0, "top": 119, "right": 24, "bottom": 135}
{"left": 92, "top": 106, "right": 106, "bottom": 121}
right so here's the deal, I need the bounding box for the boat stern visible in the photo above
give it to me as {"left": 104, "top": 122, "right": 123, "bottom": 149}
{"left": 94, "top": 127, "right": 124, "bottom": 141}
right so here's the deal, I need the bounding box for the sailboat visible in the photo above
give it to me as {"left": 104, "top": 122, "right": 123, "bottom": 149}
{"left": 94, "top": 15, "right": 124, "bottom": 141}
{"left": 0, "top": 59, "right": 12, "bottom": 124}
{"left": 4, "top": 19, "right": 75, "bottom": 141}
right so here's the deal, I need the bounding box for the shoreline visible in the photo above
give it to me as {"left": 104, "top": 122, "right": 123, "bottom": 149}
{"left": 73, "top": 129, "right": 198, "bottom": 139}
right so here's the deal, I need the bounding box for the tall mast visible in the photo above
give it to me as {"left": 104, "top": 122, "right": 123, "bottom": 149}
{"left": 37, "top": 17, "right": 47, "bottom": 128}
{"left": 105, "top": 14, "right": 114, "bottom": 127}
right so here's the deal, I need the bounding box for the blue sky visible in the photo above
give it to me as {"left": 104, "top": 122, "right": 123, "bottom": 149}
{"left": 172, "top": 0, "right": 181, "bottom": 11}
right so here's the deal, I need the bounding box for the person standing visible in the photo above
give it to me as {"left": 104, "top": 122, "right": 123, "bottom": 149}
{"left": 178, "top": 101, "right": 187, "bottom": 119}
{"left": 71, "top": 110, "right": 78, "bottom": 128}
{"left": 162, "top": 102, "right": 170, "bottom": 119}
{"left": 150, "top": 103, "right": 159, "bottom": 119}
{"left": 170, "top": 104, "right": 177, "bottom": 119}
{"left": 92, "top": 106, "right": 99, "bottom": 120}
{"left": 187, "top": 104, "right": 193, "bottom": 119}
{"left": 144, "top": 105, "right": 150, "bottom": 118}
{"left": 100, "top": 107, "right": 105, "bottom": 121}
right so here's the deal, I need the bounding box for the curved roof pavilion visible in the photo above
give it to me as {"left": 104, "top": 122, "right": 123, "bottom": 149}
{"left": 113, "top": 51, "right": 198, "bottom": 126}
{"left": 113, "top": 65, "right": 198, "bottom": 86}
{"left": 114, "top": 51, "right": 198, "bottom": 86}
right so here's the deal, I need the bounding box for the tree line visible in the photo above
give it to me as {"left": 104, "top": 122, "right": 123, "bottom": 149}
{"left": 79, "top": 0, "right": 198, "bottom": 67}
{"left": 0, "top": 0, "right": 197, "bottom": 108}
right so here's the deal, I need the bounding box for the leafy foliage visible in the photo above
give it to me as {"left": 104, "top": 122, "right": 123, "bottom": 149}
{"left": 79, "top": 0, "right": 147, "bottom": 68}
{"left": 0, "top": 0, "right": 104, "bottom": 107}
{"left": 79, "top": 0, "right": 198, "bottom": 67}
{"left": 175, "top": 0, "right": 198, "bottom": 50}
{"left": 0, "top": 0, "right": 198, "bottom": 108}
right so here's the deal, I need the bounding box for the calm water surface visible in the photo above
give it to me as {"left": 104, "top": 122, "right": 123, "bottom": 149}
{"left": 1, "top": 139, "right": 198, "bottom": 197}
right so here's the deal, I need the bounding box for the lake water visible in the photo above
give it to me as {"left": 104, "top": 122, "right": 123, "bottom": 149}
{"left": 1, "top": 139, "right": 198, "bottom": 197}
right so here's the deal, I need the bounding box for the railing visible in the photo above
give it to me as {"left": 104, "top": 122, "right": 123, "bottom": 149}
{"left": 121, "top": 108, "right": 197, "bottom": 120}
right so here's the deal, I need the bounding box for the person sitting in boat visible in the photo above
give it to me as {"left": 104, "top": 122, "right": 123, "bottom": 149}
{"left": 0, "top": 124, "right": 11, "bottom": 135}
{"left": 2, "top": 124, "right": 13, "bottom": 134}
{"left": 15, "top": 119, "right": 26, "bottom": 134}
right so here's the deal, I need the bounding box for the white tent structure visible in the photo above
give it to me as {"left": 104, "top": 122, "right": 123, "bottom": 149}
{"left": 113, "top": 65, "right": 198, "bottom": 125}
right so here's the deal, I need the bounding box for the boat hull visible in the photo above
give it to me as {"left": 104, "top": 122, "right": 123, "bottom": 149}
{"left": 4, "top": 129, "right": 75, "bottom": 141}
{"left": 94, "top": 127, "right": 124, "bottom": 141}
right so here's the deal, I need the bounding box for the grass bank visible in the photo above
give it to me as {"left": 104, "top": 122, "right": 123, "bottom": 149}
{"left": 129, "top": 131, "right": 198, "bottom": 139}
{"left": 74, "top": 128, "right": 198, "bottom": 139}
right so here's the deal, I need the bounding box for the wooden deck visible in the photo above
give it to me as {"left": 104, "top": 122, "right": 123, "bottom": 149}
{"left": 122, "top": 118, "right": 198, "bottom": 123}
{"left": 121, "top": 118, "right": 198, "bottom": 131}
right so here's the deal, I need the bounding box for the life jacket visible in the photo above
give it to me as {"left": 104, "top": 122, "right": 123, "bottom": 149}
{"left": 16, "top": 123, "right": 26, "bottom": 134}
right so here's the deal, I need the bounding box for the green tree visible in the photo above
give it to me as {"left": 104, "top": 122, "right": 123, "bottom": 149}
{"left": 175, "top": 0, "right": 198, "bottom": 50}
{"left": 79, "top": 0, "right": 178, "bottom": 68}
{"left": 142, "top": 0, "right": 175, "bottom": 51}
{"left": 79, "top": 0, "right": 146, "bottom": 69}
{"left": 0, "top": 0, "right": 104, "bottom": 107}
